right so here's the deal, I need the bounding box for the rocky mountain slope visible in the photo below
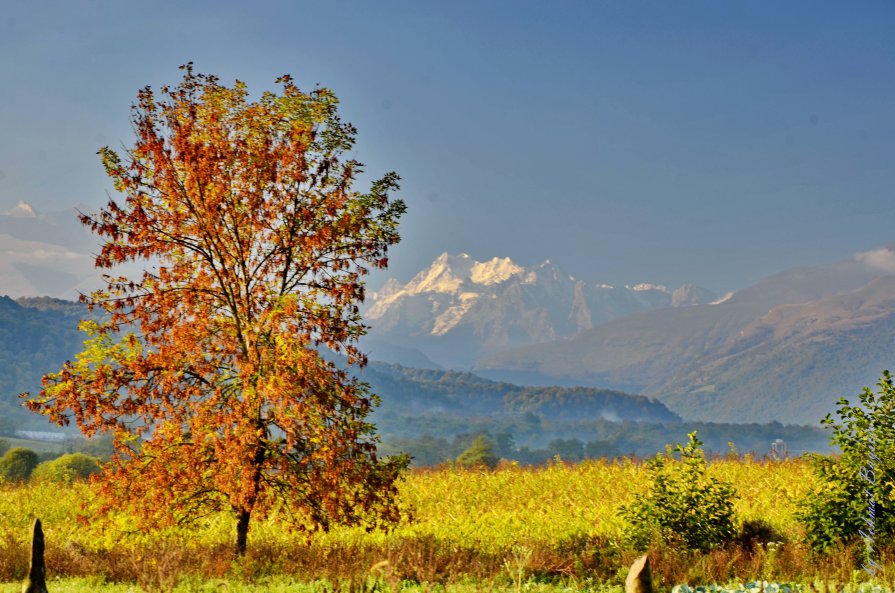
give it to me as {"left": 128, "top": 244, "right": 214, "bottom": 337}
{"left": 363, "top": 252, "right": 716, "bottom": 367}
{"left": 475, "top": 247, "right": 895, "bottom": 424}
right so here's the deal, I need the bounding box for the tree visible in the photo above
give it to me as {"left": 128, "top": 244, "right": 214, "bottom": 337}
{"left": 798, "top": 371, "right": 895, "bottom": 554}
{"left": 620, "top": 432, "right": 737, "bottom": 551}
{"left": 456, "top": 435, "right": 499, "bottom": 469}
{"left": 23, "top": 65, "right": 409, "bottom": 555}
{"left": 548, "top": 438, "right": 584, "bottom": 461}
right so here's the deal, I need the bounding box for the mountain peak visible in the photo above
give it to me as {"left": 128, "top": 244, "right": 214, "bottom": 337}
{"left": 370, "top": 278, "right": 402, "bottom": 302}
{"left": 404, "top": 253, "right": 524, "bottom": 294}
{"left": 4, "top": 201, "right": 38, "bottom": 218}
{"left": 406, "top": 253, "right": 475, "bottom": 294}
{"left": 365, "top": 252, "right": 718, "bottom": 366}
{"left": 470, "top": 256, "right": 523, "bottom": 286}
{"left": 628, "top": 283, "right": 670, "bottom": 293}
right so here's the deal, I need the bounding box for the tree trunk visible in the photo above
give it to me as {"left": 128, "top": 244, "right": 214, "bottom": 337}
{"left": 235, "top": 418, "right": 267, "bottom": 556}
{"left": 235, "top": 508, "right": 251, "bottom": 556}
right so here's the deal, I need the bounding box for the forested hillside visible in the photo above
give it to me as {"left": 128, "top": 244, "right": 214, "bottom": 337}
{"left": 0, "top": 296, "right": 93, "bottom": 430}
{"left": 358, "top": 364, "right": 830, "bottom": 464}
{"left": 0, "top": 296, "right": 831, "bottom": 464}
{"left": 362, "top": 364, "right": 679, "bottom": 422}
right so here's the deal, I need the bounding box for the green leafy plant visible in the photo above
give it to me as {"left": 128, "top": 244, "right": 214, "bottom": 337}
{"left": 621, "top": 431, "right": 737, "bottom": 551}
{"left": 798, "top": 370, "right": 895, "bottom": 551}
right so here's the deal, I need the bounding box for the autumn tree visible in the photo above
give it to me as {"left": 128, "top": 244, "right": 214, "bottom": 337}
{"left": 23, "top": 64, "right": 409, "bottom": 554}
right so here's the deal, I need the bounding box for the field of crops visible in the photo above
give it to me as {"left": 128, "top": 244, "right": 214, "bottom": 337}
{"left": 0, "top": 458, "right": 888, "bottom": 593}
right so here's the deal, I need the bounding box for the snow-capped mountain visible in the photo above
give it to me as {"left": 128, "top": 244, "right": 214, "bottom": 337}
{"left": 363, "top": 252, "right": 716, "bottom": 368}
{"left": 474, "top": 245, "right": 895, "bottom": 425}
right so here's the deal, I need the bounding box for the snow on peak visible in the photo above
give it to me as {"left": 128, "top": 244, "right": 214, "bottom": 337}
{"left": 370, "top": 278, "right": 402, "bottom": 301}
{"left": 403, "top": 253, "right": 523, "bottom": 294}
{"left": 470, "top": 256, "right": 523, "bottom": 285}
{"left": 406, "top": 252, "right": 475, "bottom": 294}
{"left": 710, "top": 291, "right": 735, "bottom": 305}
{"left": 365, "top": 251, "right": 715, "bottom": 339}
{"left": 629, "top": 283, "right": 670, "bottom": 293}
{"left": 4, "top": 200, "right": 37, "bottom": 218}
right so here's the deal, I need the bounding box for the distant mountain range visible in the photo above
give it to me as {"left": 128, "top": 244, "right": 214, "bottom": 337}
{"left": 365, "top": 247, "right": 895, "bottom": 426}
{"left": 364, "top": 252, "right": 718, "bottom": 368}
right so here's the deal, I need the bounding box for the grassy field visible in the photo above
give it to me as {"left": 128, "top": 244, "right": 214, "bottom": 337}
{"left": 2, "top": 436, "right": 64, "bottom": 454}
{"left": 0, "top": 458, "right": 888, "bottom": 593}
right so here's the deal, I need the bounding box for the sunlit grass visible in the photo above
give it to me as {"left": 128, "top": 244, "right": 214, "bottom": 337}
{"left": 0, "top": 457, "right": 854, "bottom": 592}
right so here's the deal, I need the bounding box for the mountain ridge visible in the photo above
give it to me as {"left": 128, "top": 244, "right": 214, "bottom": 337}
{"left": 475, "top": 247, "right": 895, "bottom": 424}
{"left": 364, "top": 252, "right": 717, "bottom": 367}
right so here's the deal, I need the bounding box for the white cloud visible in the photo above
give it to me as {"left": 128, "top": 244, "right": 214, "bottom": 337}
{"left": 854, "top": 246, "right": 895, "bottom": 273}
{"left": 0, "top": 233, "right": 96, "bottom": 298}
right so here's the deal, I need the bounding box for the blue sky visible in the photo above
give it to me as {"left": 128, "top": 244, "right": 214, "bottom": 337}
{"left": 1, "top": 1, "right": 894, "bottom": 294}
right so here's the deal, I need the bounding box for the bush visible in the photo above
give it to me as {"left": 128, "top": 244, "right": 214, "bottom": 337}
{"left": 798, "top": 370, "right": 895, "bottom": 551}
{"left": 456, "top": 435, "right": 499, "bottom": 469}
{"left": 620, "top": 431, "right": 737, "bottom": 551}
{"left": 32, "top": 452, "right": 102, "bottom": 483}
{"left": 735, "top": 519, "right": 786, "bottom": 553}
{"left": 0, "top": 448, "right": 39, "bottom": 482}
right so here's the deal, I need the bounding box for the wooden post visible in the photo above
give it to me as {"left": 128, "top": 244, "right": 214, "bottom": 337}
{"left": 22, "top": 518, "right": 48, "bottom": 593}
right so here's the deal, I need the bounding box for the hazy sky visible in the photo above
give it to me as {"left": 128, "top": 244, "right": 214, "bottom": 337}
{"left": 2, "top": 1, "right": 894, "bottom": 294}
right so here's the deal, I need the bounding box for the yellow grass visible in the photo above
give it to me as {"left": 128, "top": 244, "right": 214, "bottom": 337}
{"left": 0, "top": 457, "right": 835, "bottom": 587}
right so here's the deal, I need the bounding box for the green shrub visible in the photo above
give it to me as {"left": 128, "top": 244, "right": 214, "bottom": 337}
{"left": 798, "top": 370, "right": 895, "bottom": 551}
{"left": 0, "top": 447, "right": 39, "bottom": 482}
{"left": 456, "top": 435, "right": 499, "bottom": 469}
{"left": 620, "top": 431, "right": 737, "bottom": 551}
{"left": 32, "top": 453, "right": 102, "bottom": 483}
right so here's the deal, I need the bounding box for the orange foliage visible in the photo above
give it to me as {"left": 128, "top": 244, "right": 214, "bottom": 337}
{"left": 23, "top": 64, "right": 408, "bottom": 554}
